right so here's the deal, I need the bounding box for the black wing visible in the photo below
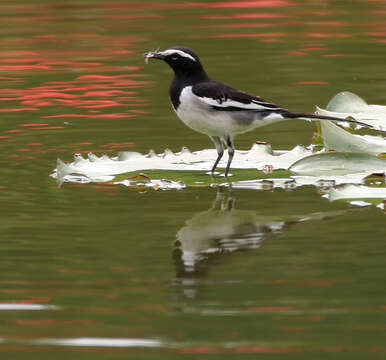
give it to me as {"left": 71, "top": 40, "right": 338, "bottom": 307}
{"left": 191, "top": 80, "right": 286, "bottom": 112}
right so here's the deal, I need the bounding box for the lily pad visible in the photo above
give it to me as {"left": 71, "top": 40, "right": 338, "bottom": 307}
{"left": 289, "top": 151, "right": 386, "bottom": 176}
{"left": 53, "top": 143, "right": 386, "bottom": 191}
{"left": 316, "top": 91, "right": 386, "bottom": 130}
{"left": 327, "top": 184, "right": 386, "bottom": 209}
{"left": 53, "top": 142, "right": 314, "bottom": 187}
{"left": 319, "top": 119, "right": 386, "bottom": 154}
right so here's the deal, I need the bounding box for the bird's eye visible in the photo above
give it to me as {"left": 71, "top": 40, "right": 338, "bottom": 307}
{"left": 171, "top": 55, "right": 179, "bottom": 60}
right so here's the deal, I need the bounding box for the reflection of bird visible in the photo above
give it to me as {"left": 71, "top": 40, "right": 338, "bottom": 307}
{"left": 172, "top": 189, "right": 349, "bottom": 281}
{"left": 172, "top": 190, "right": 289, "bottom": 278}
{"left": 144, "top": 46, "right": 371, "bottom": 176}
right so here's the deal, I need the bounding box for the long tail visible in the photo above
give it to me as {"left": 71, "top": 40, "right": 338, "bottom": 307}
{"left": 282, "top": 111, "right": 374, "bottom": 129}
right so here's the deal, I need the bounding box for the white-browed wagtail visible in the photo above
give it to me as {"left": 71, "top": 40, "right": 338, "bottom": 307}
{"left": 144, "top": 46, "right": 371, "bottom": 177}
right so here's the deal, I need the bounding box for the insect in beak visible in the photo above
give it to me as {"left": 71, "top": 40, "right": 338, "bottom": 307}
{"left": 143, "top": 48, "right": 162, "bottom": 64}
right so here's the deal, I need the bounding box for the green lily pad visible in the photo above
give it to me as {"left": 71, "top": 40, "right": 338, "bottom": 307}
{"left": 320, "top": 119, "right": 386, "bottom": 154}
{"left": 289, "top": 151, "right": 386, "bottom": 176}
{"left": 316, "top": 91, "right": 386, "bottom": 130}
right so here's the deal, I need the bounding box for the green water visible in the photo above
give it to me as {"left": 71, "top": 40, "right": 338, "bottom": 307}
{"left": 0, "top": 0, "right": 385, "bottom": 358}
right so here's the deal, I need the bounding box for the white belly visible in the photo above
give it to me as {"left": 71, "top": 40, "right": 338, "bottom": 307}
{"left": 174, "top": 86, "right": 285, "bottom": 138}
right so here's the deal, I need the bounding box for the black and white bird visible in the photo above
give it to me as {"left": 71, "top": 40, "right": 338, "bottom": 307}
{"left": 144, "top": 46, "right": 370, "bottom": 176}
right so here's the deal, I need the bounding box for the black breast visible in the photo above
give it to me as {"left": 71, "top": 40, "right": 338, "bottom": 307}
{"left": 169, "top": 69, "right": 211, "bottom": 111}
{"left": 169, "top": 76, "right": 184, "bottom": 110}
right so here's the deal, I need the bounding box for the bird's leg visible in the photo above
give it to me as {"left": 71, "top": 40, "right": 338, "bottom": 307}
{"left": 210, "top": 136, "right": 224, "bottom": 174}
{"left": 224, "top": 136, "right": 235, "bottom": 177}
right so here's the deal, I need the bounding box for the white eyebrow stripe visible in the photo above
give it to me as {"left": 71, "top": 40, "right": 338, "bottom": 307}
{"left": 159, "top": 49, "right": 196, "bottom": 62}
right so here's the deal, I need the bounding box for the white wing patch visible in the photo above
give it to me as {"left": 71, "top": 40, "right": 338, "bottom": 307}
{"left": 197, "top": 95, "right": 281, "bottom": 111}
{"left": 159, "top": 49, "right": 196, "bottom": 62}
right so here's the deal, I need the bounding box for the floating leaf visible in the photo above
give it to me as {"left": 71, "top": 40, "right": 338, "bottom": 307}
{"left": 316, "top": 91, "right": 386, "bottom": 130}
{"left": 326, "top": 91, "right": 368, "bottom": 112}
{"left": 53, "top": 145, "right": 386, "bottom": 190}
{"left": 289, "top": 151, "right": 386, "bottom": 176}
{"left": 52, "top": 143, "right": 314, "bottom": 184}
{"left": 319, "top": 120, "right": 386, "bottom": 154}
{"left": 327, "top": 184, "right": 386, "bottom": 204}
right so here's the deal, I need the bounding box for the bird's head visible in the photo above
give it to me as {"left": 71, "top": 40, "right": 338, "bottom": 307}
{"left": 144, "top": 46, "right": 203, "bottom": 75}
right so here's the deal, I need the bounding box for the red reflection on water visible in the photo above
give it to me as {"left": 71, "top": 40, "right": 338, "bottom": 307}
{"left": 21, "top": 92, "right": 74, "bottom": 100}
{"left": 31, "top": 126, "right": 66, "bottom": 130}
{"left": 108, "top": 13, "right": 164, "bottom": 20}
{"left": 295, "top": 10, "right": 338, "bottom": 16}
{"left": 20, "top": 296, "right": 52, "bottom": 304}
{"left": 0, "top": 16, "right": 152, "bottom": 159}
{"left": 41, "top": 114, "right": 133, "bottom": 119}
{"left": 75, "top": 74, "right": 141, "bottom": 81}
{"left": 0, "top": 76, "right": 24, "bottom": 82}
{"left": 301, "top": 47, "right": 326, "bottom": 51}
{"left": 0, "top": 50, "right": 39, "bottom": 56}
{"left": 21, "top": 99, "right": 126, "bottom": 109}
{"left": 0, "top": 58, "right": 43, "bottom": 64}
{"left": 195, "top": 0, "right": 293, "bottom": 8}
{"left": 99, "top": 142, "right": 135, "bottom": 149}
{"left": 0, "top": 70, "right": 148, "bottom": 142}
{"left": 0, "top": 64, "right": 52, "bottom": 71}
{"left": 75, "top": 142, "right": 94, "bottom": 146}
{"left": 180, "top": 347, "right": 219, "bottom": 354}
{"left": 305, "top": 32, "right": 351, "bottom": 38}
{"left": 110, "top": 1, "right": 194, "bottom": 9}
{"left": 57, "top": 269, "right": 93, "bottom": 274}
{"left": 16, "top": 318, "right": 95, "bottom": 325}
{"left": 282, "top": 51, "right": 308, "bottom": 56}
{"left": 202, "top": 12, "right": 290, "bottom": 19}
{"left": 211, "top": 32, "right": 287, "bottom": 39}
{"left": 80, "top": 90, "right": 129, "bottom": 97}
{"left": 202, "top": 23, "right": 276, "bottom": 29}
{"left": 0, "top": 107, "right": 38, "bottom": 112}
{"left": 16, "top": 148, "right": 31, "bottom": 152}
{"left": 366, "top": 31, "right": 386, "bottom": 37}
{"left": 17, "top": 319, "right": 56, "bottom": 325}
{"left": 369, "top": 39, "right": 386, "bottom": 43}
{"left": 20, "top": 123, "right": 49, "bottom": 127}
{"left": 305, "top": 20, "right": 348, "bottom": 27}
{"left": 73, "top": 149, "right": 115, "bottom": 154}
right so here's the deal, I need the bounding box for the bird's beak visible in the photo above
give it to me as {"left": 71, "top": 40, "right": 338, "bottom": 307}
{"left": 144, "top": 51, "right": 164, "bottom": 64}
